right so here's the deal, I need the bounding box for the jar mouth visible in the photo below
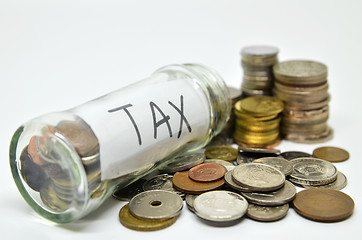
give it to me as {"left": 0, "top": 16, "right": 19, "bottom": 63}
{"left": 9, "top": 123, "right": 89, "bottom": 223}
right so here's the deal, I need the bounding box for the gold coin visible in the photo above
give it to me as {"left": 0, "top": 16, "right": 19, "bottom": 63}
{"left": 234, "top": 107, "right": 278, "bottom": 122}
{"left": 236, "top": 96, "right": 284, "bottom": 117}
{"left": 313, "top": 146, "right": 349, "bottom": 162}
{"left": 119, "top": 204, "right": 177, "bottom": 231}
{"left": 204, "top": 145, "right": 239, "bottom": 161}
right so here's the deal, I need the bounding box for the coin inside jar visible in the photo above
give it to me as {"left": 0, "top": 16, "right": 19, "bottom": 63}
{"left": 292, "top": 188, "right": 354, "bottom": 222}
{"left": 193, "top": 190, "right": 248, "bottom": 222}
{"left": 188, "top": 163, "right": 227, "bottom": 182}
{"left": 128, "top": 190, "right": 183, "bottom": 220}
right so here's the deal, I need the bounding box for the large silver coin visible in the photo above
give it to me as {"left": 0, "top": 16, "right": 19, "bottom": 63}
{"left": 273, "top": 60, "right": 328, "bottom": 85}
{"left": 301, "top": 171, "right": 347, "bottom": 190}
{"left": 193, "top": 190, "right": 248, "bottom": 222}
{"left": 143, "top": 174, "right": 185, "bottom": 199}
{"left": 204, "top": 159, "right": 235, "bottom": 171}
{"left": 159, "top": 152, "right": 205, "bottom": 173}
{"left": 253, "top": 157, "right": 293, "bottom": 176}
{"left": 289, "top": 157, "right": 338, "bottom": 186}
{"left": 224, "top": 170, "right": 252, "bottom": 192}
{"left": 129, "top": 190, "right": 183, "bottom": 219}
{"left": 241, "top": 181, "right": 296, "bottom": 206}
{"left": 247, "top": 203, "right": 289, "bottom": 222}
{"left": 232, "top": 163, "right": 285, "bottom": 192}
{"left": 241, "top": 45, "right": 279, "bottom": 58}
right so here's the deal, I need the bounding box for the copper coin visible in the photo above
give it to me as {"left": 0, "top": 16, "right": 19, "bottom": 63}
{"left": 293, "top": 188, "right": 354, "bottom": 222}
{"left": 172, "top": 171, "right": 225, "bottom": 194}
{"left": 188, "top": 163, "right": 227, "bottom": 182}
{"left": 313, "top": 146, "right": 349, "bottom": 162}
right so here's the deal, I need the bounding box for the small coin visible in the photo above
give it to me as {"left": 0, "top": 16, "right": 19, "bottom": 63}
{"left": 313, "top": 146, "right": 349, "bottom": 162}
{"left": 241, "top": 181, "right": 296, "bottom": 206}
{"left": 142, "top": 174, "right": 185, "bottom": 199}
{"left": 204, "top": 159, "right": 235, "bottom": 171}
{"left": 112, "top": 179, "right": 146, "bottom": 201}
{"left": 236, "top": 96, "right": 284, "bottom": 117}
{"left": 300, "top": 171, "right": 347, "bottom": 190}
{"left": 205, "top": 145, "right": 239, "bottom": 161}
{"left": 159, "top": 152, "right": 205, "bottom": 173}
{"left": 129, "top": 190, "right": 183, "bottom": 220}
{"left": 289, "top": 157, "right": 338, "bottom": 186}
{"left": 172, "top": 171, "right": 225, "bottom": 194}
{"left": 185, "top": 194, "right": 198, "bottom": 213}
{"left": 252, "top": 157, "right": 293, "bottom": 176}
{"left": 28, "top": 136, "right": 46, "bottom": 165}
{"left": 238, "top": 146, "right": 280, "bottom": 154}
{"left": 247, "top": 203, "right": 289, "bottom": 222}
{"left": 232, "top": 163, "right": 285, "bottom": 192}
{"left": 193, "top": 190, "right": 248, "bottom": 222}
{"left": 188, "top": 163, "right": 227, "bottom": 182}
{"left": 279, "top": 151, "right": 312, "bottom": 160}
{"left": 293, "top": 188, "right": 354, "bottom": 222}
{"left": 224, "top": 170, "right": 251, "bottom": 192}
{"left": 241, "top": 45, "right": 279, "bottom": 58}
{"left": 119, "top": 204, "right": 177, "bottom": 231}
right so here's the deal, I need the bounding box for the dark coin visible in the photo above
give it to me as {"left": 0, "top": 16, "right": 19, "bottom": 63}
{"left": 279, "top": 151, "right": 312, "bottom": 160}
{"left": 113, "top": 179, "right": 146, "bottom": 201}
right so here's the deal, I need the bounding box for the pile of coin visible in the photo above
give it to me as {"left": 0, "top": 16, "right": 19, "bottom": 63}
{"left": 273, "top": 60, "right": 332, "bottom": 143}
{"left": 233, "top": 95, "right": 284, "bottom": 148}
{"left": 114, "top": 144, "right": 354, "bottom": 230}
{"left": 19, "top": 118, "right": 105, "bottom": 212}
{"left": 240, "top": 45, "right": 279, "bottom": 96}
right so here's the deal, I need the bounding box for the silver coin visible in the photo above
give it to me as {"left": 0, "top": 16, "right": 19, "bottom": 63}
{"left": 142, "top": 174, "right": 185, "bottom": 199}
{"left": 238, "top": 146, "right": 280, "bottom": 154}
{"left": 129, "top": 190, "right": 183, "bottom": 219}
{"left": 289, "top": 157, "right": 338, "bottom": 186}
{"left": 232, "top": 163, "right": 285, "bottom": 192}
{"left": 301, "top": 171, "right": 347, "bottom": 190}
{"left": 241, "top": 180, "right": 296, "bottom": 206}
{"left": 224, "top": 170, "right": 252, "bottom": 192}
{"left": 204, "top": 159, "right": 235, "bottom": 171}
{"left": 247, "top": 203, "right": 289, "bottom": 222}
{"left": 279, "top": 151, "right": 312, "bottom": 160}
{"left": 159, "top": 152, "right": 205, "bottom": 173}
{"left": 185, "top": 194, "right": 198, "bottom": 213}
{"left": 241, "top": 45, "right": 279, "bottom": 57}
{"left": 252, "top": 157, "right": 293, "bottom": 176}
{"left": 193, "top": 190, "right": 248, "bottom": 222}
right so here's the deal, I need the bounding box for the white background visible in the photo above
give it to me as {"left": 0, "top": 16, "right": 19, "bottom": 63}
{"left": 1, "top": 0, "right": 362, "bottom": 239}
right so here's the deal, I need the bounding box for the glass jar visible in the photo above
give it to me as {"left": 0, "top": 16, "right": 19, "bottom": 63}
{"left": 9, "top": 63, "right": 231, "bottom": 223}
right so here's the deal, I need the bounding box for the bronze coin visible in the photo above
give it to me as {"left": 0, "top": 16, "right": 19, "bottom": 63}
{"left": 172, "top": 171, "right": 225, "bottom": 194}
{"left": 313, "top": 146, "right": 349, "bottom": 162}
{"left": 188, "top": 163, "right": 227, "bottom": 182}
{"left": 293, "top": 188, "right": 354, "bottom": 222}
{"left": 204, "top": 145, "right": 239, "bottom": 161}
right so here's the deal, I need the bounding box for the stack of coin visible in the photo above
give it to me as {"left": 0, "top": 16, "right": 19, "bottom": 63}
{"left": 234, "top": 95, "right": 284, "bottom": 148}
{"left": 240, "top": 45, "right": 279, "bottom": 96}
{"left": 273, "top": 60, "right": 332, "bottom": 143}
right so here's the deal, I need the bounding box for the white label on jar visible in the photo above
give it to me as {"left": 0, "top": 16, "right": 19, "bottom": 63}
{"left": 72, "top": 79, "right": 210, "bottom": 180}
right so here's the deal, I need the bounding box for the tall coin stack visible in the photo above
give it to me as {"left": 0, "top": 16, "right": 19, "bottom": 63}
{"left": 241, "top": 45, "right": 279, "bottom": 96}
{"left": 273, "top": 60, "right": 332, "bottom": 143}
{"left": 233, "top": 95, "right": 284, "bottom": 148}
